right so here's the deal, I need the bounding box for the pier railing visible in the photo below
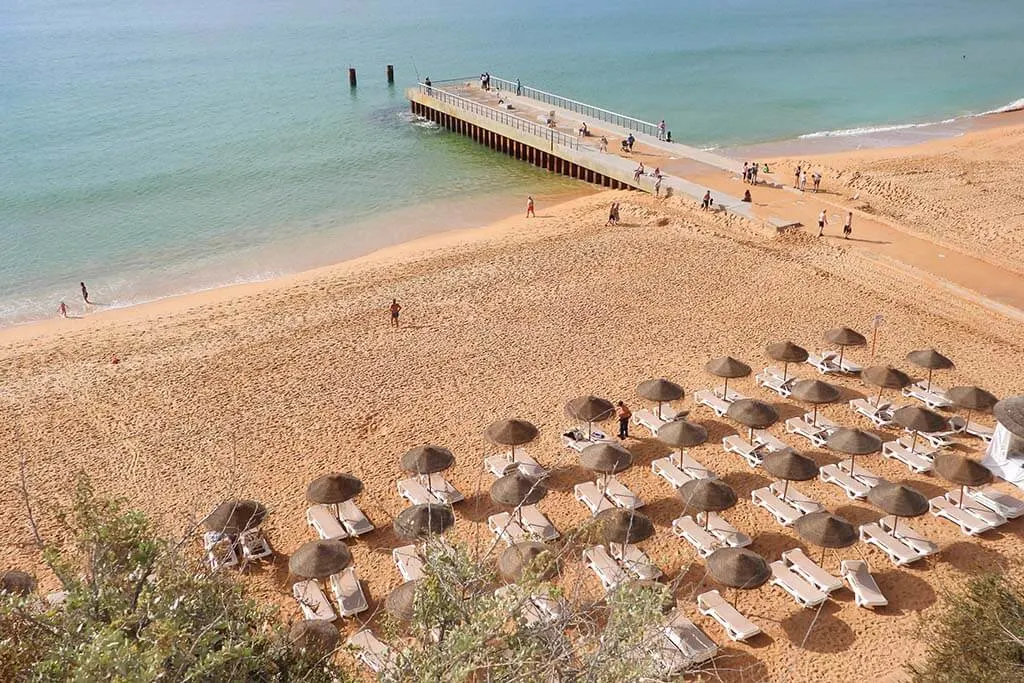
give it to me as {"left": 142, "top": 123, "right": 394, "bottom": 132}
{"left": 489, "top": 77, "right": 659, "bottom": 138}
{"left": 417, "top": 83, "right": 580, "bottom": 151}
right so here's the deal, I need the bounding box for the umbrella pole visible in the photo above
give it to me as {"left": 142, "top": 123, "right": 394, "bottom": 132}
{"left": 749, "top": 426, "right": 754, "bottom": 444}
{"left": 965, "top": 409, "right": 973, "bottom": 428}
{"left": 960, "top": 484, "right": 965, "bottom": 510}
{"left": 657, "top": 401, "right": 663, "bottom": 420}
{"left": 821, "top": 547, "right": 826, "bottom": 566}
{"left": 813, "top": 404, "right": 819, "bottom": 427}
{"left": 876, "top": 385, "right": 884, "bottom": 406}
{"left": 838, "top": 346, "right": 846, "bottom": 368}
{"left": 782, "top": 362, "right": 788, "bottom": 382}
{"left": 723, "top": 377, "right": 730, "bottom": 398}
{"left": 911, "top": 431, "right": 919, "bottom": 454}
{"left": 849, "top": 454, "right": 856, "bottom": 480}
{"left": 588, "top": 421, "right": 593, "bottom": 440}
{"left": 783, "top": 479, "right": 790, "bottom": 501}
{"left": 926, "top": 369, "right": 933, "bottom": 392}
{"left": 704, "top": 513, "right": 710, "bottom": 531}
{"left": 892, "top": 517, "right": 899, "bottom": 536}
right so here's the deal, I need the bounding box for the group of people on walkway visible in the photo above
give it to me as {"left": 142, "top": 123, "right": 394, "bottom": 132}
{"left": 741, "top": 162, "right": 764, "bottom": 185}
{"left": 794, "top": 165, "right": 823, "bottom": 193}
{"left": 817, "top": 209, "right": 854, "bottom": 239}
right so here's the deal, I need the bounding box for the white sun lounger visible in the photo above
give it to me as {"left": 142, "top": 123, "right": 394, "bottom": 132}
{"left": 949, "top": 416, "right": 994, "bottom": 442}
{"left": 679, "top": 452, "right": 715, "bottom": 479}
{"left": 697, "top": 590, "right": 760, "bottom": 642}
{"left": 519, "top": 505, "right": 560, "bottom": 540}
{"left": 337, "top": 499, "right": 374, "bottom": 536}
{"left": 348, "top": 630, "right": 398, "bottom": 675}
{"left": 330, "top": 566, "right": 368, "bottom": 617}
{"left": 838, "top": 357, "right": 863, "bottom": 374}
{"left": 664, "top": 610, "right": 718, "bottom": 667}
{"left": 393, "top": 545, "right": 426, "bottom": 581}
{"left": 751, "top": 487, "right": 802, "bottom": 526}
{"left": 836, "top": 459, "right": 884, "bottom": 488}
{"left": 634, "top": 407, "right": 681, "bottom": 436}
{"left": 397, "top": 478, "right": 443, "bottom": 506}
{"left": 904, "top": 427, "right": 955, "bottom": 450}
{"left": 239, "top": 529, "right": 273, "bottom": 561}
{"left": 610, "top": 542, "right": 662, "bottom": 580}
{"left": 752, "top": 429, "right": 796, "bottom": 454}
{"left": 694, "top": 389, "right": 730, "bottom": 417}
{"left": 769, "top": 481, "right": 824, "bottom": 515}
{"left": 966, "top": 486, "right": 1024, "bottom": 519}
{"left": 652, "top": 457, "right": 694, "bottom": 488}
{"left": 877, "top": 516, "right": 939, "bottom": 558}
{"left": 583, "top": 545, "right": 629, "bottom": 591}
{"left": 820, "top": 464, "right": 871, "bottom": 499}
{"left": 697, "top": 511, "right": 751, "bottom": 547}
{"left": 722, "top": 435, "right": 765, "bottom": 467}
{"left": 204, "top": 531, "right": 239, "bottom": 571}
{"left": 307, "top": 505, "right": 349, "bottom": 541}
{"left": 784, "top": 417, "right": 828, "bottom": 448}
{"left": 902, "top": 382, "right": 952, "bottom": 410}
{"left": 881, "top": 440, "right": 933, "bottom": 474}
{"left": 574, "top": 481, "right": 615, "bottom": 515}
{"left": 943, "top": 490, "right": 1007, "bottom": 528}
{"left": 770, "top": 560, "right": 828, "bottom": 608}
{"left": 293, "top": 579, "right": 337, "bottom": 621}
{"left": 804, "top": 412, "right": 840, "bottom": 432}
{"left": 485, "top": 448, "right": 547, "bottom": 478}
{"left": 782, "top": 548, "right": 842, "bottom": 593}
{"left": 672, "top": 515, "right": 722, "bottom": 558}
{"left": 563, "top": 427, "right": 613, "bottom": 452}
{"left": 714, "top": 387, "right": 746, "bottom": 402}
{"left": 929, "top": 496, "right": 1000, "bottom": 535}
{"left": 421, "top": 472, "right": 464, "bottom": 504}
{"left": 756, "top": 369, "right": 795, "bottom": 398}
{"left": 488, "top": 512, "right": 530, "bottom": 545}
{"left": 841, "top": 560, "right": 888, "bottom": 608}
{"left": 806, "top": 351, "right": 841, "bottom": 374}
{"left": 859, "top": 523, "right": 924, "bottom": 567}
{"left": 604, "top": 477, "right": 644, "bottom": 509}
{"left": 849, "top": 398, "right": 894, "bottom": 427}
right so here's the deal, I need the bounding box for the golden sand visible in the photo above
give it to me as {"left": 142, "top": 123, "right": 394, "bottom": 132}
{"left": 2, "top": 120, "right": 1023, "bottom": 682}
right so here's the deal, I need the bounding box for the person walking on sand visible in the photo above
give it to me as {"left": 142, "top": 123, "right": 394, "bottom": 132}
{"left": 654, "top": 176, "right": 663, "bottom": 197}
{"left": 607, "top": 202, "right": 617, "bottom": 225}
{"left": 58, "top": 302, "right": 68, "bottom": 318}
{"left": 80, "top": 281, "right": 90, "bottom": 305}
{"left": 843, "top": 211, "right": 853, "bottom": 239}
{"left": 599, "top": 135, "right": 608, "bottom": 153}
{"left": 389, "top": 299, "right": 402, "bottom": 327}
{"left": 613, "top": 202, "right": 620, "bottom": 224}
{"left": 702, "top": 190, "right": 712, "bottom": 211}
{"left": 817, "top": 209, "right": 828, "bottom": 237}
{"left": 526, "top": 196, "right": 535, "bottom": 218}
{"left": 794, "top": 165, "right": 802, "bottom": 188}
{"left": 616, "top": 401, "right": 632, "bottom": 439}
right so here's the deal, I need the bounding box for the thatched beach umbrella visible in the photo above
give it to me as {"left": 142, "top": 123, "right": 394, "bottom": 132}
{"left": 862, "top": 365, "right": 911, "bottom": 406}
{"left": 825, "top": 427, "right": 882, "bottom": 480}
{"left": 580, "top": 442, "right": 633, "bottom": 477}
{"left": 726, "top": 398, "right": 778, "bottom": 443}
{"left": 0, "top": 570, "right": 36, "bottom": 596}
{"left": 497, "top": 542, "right": 557, "bottom": 583}
{"left": 934, "top": 452, "right": 992, "bottom": 510}
{"left": 596, "top": 508, "right": 655, "bottom": 545}
{"left": 707, "top": 547, "right": 771, "bottom": 589}
{"left": 401, "top": 445, "right": 455, "bottom": 475}
{"left": 767, "top": 341, "right": 809, "bottom": 381}
{"left": 762, "top": 450, "right": 819, "bottom": 501}
{"left": 289, "top": 539, "right": 353, "bottom": 579}
{"left": 565, "top": 395, "right": 616, "bottom": 438}
{"left": 794, "top": 511, "right": 857, "bottom": 564}
{"left": 485, "top": 419, "right": 539, "bottom": 461}
{"left": 824, "top": 327, "right": 867, "bottom": 370}
{"left": 867, "top": 482, "right": 928, "bottom": 535}
{"left": 993, "top": 396, "right": 1024, "bottom": 439}
{"left": 306, "top": 473, "right": 363, "bottom": 508}
{"left": 906, "top": 348, "right": 954, "bottom": 391}
{"left": 893, "top": 405, "right": 947, "bottom": 454}
{"left": 705, "top": 356, "right": 752, "bottom": 397}
{"left": 205, "top": 499, "right": 267, "bottom": 536}
{"left": 947, "top": 386, "right": 998, "bottom": 427}
{"left": 393, "top": 504, "right": 455, "bottom": 541}
{"left": 289, "top": 620, "right": 340, "bottom": 654}
{"left": 790, "top": 379, "right": 840, "bottom": 427}
{"left": 656, "top": 420, "right": 708, "bottom": 455}
{"left": 490, "top": 472, "right": 546, "bottom": 526}
{"left": 637, "top": 378, "right": 684, "bottom": 419}
{"left": 677, "top": 478, "right": 737, "bottom": 529}
{"left": 385, "top": 579, "right": 420, "bottom": 622}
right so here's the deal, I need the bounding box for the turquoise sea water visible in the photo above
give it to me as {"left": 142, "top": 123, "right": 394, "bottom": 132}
{"left": 3, "top": 0, "right": 1023, "bottom": 325}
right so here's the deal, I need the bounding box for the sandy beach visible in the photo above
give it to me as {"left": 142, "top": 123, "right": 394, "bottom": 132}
{"left": 2, "top": 117, "right": 1023, "bottom": 681}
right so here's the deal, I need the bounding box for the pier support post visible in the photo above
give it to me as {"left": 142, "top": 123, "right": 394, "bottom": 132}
{"left": 387, "top": 65, "right": 394, "bottom": 84}
{"left": 348, "top": 68, "right": 357, "bottom": 88}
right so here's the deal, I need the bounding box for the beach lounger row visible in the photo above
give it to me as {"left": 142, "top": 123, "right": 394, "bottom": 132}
{"left": 881, "top": 440, "right": 933, "bottom": 474}
{"left": 849, "top": 398, "right": 894, "bottom": 427}
{"left": 574, "top": 478, "right": 644, "bottom": 514}
{"left": 563, "top": 427, "right": 614, "bottom": 452}
{"left": 293, "top": 566, "right": 368, "bottom": 620}
{"left": 722, "top": 435, "right": 765, "bottom": 467}
{"left": 960, "top": 486, "right": 1024, "bottom": 518}
{"left": 306, "top": 502, "right": 374, "bottom": 541}
{"left": 770, "top": 560, "right": 827, "bottom": 608}
{"left": 752, "top": 429, "right": 798, "bottom": 455}
{"left": 751, "top": 487, "right": 803, "bottom": 527}
{"left": 902, "top": 380, "right": 952, "bottom": 410}
{"left": 697, "top": 589, "right": 760, "bottom": 642}
{"left": 658, "top": 610, "right": 718, "bottom": 673}
{"left": 397, "top": 475, "right": 464, "bottom": 506}
{"left": 756, "top": 367, "right": 795, "bottom": 398}
{"left": 487, "top": 506, "right": 560, "bottom": 544}
{"left": 582, "top": 545, "right": 630, "bottom": 591}
{"left": 949, "top": 416, "right": 995, "bottom": 442}
{"left": 633, "top": 405, "right": 682, "bottom": 436}
{"left": 672, "top": 514, "right": 750, "bottom": 557}
{"left": 204, "top": 528, "right": 273, "bottom": 571}
{"left": 651, "top": 452, "right": 715, "bottom": 488}
{"left": 784, "top": 417, "right": 829, "bottom": 448}
{"left": 484, "top": 448, "right": 548, "bottom": 478}
{"left": 929, "top": 495, "right": 1004, "bottom": 535}
{"left": 609, "top": 542, "right": 663, "bottom": 580}
{"left": 806, "top": 351, "right": 862, "bottom": 375}
{"left": 820, "top": 460, "right": 884, "bottom": 499}
{"left": 348, "top": 630, "right": 399, "bottom": 676}
{"left": 769, "top": 481, "right": 823, "bottom": 514}
{"left": 693, "top": 389, "right": 730, "bottom": 417}
{"left": 859, "top": 520, "right": 933, "bottom": 567}
{"left": 841, "top": 560, "right": 887, "bottom": 608}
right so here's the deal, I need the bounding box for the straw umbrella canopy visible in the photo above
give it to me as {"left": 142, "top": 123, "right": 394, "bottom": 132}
{"left": 993, "top": 396, "right": 1024, "bottom": 439}
{"left": 656, "top": 420, "right": 708, "bottom": 466}
{"left": 485, "top": 419, "right": 539, "bottom": 460}
{"left": 565, "top": 395, "right": 615, "bottom": 438}
{"left": 766, "top": 341, "right": 809, "bottom": 381}
{"left": 893, "top": 405, "right": 948, "bottom": 454}
{"left": 726, "top": 398, "right": 778, "bottom": 443}
{"left": 707, "top": 547, "right": 771, "bottom": 589}
{"left": 289, "top": 620, "right": 340, "bottom": 654}
{"left": 862, "top": 365, "right": 911, "bottom": 405}
{"left": 0, "top": 570, "right": 36, "bottom": 596}
{"left": 825, "top": 427, "right": 882, "bottom": 480}
{"left": 705, "top": 356, "right": 751, "bottom": 397}
{"left": 393, "top": 504, "right": 455, "bottom": 541}
{"left": 401, "top": 445, "right": 455, "bottom": 475}
{"left": 824, "top": 327, "right": 867, "bottom": 368}
{"left": 677, "top": 478, "right": 737, "bottom": 529}
{"left": 637, "top": 378, "right": 684, "bottom": 419}
{"left": 794, "top": 512, "right": 857, "bottom": 564}
{"left": 762, "top": 450, "right": 819, "bottom": 501}
{"left": 867, "top": 482, "right": 928, "bottom": 535}
{"left": 906, "top": 348, "right": 954, "bottom": 391}
{"left": 580, "top": 442, "right": 633, "bottom": 477}
{"left": 596, "top": 508, "right": 655, "bottom": 545}
{"left": 306, "top": 473, "right": 363, "bottom": 507}
{"left": 934, "top": 452, "right": 992, "bottom": 510}
{"left": 490, "top": 472, "right": 547, "bottom": 525}
{"left": 385, "top": 579, "right": 420, "bottom": 622}
{"left": 790, "top": 379, "right": 840, "bottom": 427}
{"left": 205, "top": 499, "right": 267, "bottom": 536}
{"left": 497, "top": 542, "right": 557, "bottom": 583}
{"left": 289, "top": 539, "right": 353, "bottom": 579}
{"left": 947, "top": 386, "right": 998, "bottom": 427}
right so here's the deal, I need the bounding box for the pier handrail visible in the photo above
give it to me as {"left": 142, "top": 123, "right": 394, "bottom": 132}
{"left": 416, "top": 83, "right": 580, "bottom": 151}
{"left": 488, "top": 76, "right": 659, "bottom": 138}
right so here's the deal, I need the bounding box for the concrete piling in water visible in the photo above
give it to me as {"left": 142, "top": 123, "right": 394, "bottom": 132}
{"left": 348, "top": 68, "right": 357, "bottom": 88}
{"left": 386, "top": 65, "right": 394, "bottom": 84}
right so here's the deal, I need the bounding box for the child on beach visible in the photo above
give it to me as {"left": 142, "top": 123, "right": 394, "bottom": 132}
{"left": 58, "top": 302, "right": 68, "bottom": 318}
{"left": 843, "top": 212, "right": 853, "bottom": 238}
{"left": 817, "top": 209, "right": 828, "bottom": 237}
{"left": 389, "top": 299, "right": 402, "bottom": 327}
{"left": 526, "top": 196, "right": 535, "bottom": 218}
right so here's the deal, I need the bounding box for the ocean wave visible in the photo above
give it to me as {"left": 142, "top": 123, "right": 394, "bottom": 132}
{"left": 981, "top": 97, "right": 1024, "bottom": 115}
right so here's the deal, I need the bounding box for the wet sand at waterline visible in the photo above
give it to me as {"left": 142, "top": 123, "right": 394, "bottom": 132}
{"left": 2, "top": 123, "right": 1024, "bottom": 682}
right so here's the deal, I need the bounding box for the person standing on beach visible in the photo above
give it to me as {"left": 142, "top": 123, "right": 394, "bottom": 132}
{"left": 843, "top": 211, "right": 853, "bottom": 239}
{"left": 702, "top": 190, "right": 712, "bottom": 211}
{"left": 795, "top": 165, "right": 802, "bottom": 188}
{"left": 58, "top": 302, "right": 68, "bottom": 318}
{"left": 80, "top": 281, "right": 90, "bottom": 305}
{"left": 607, "top": 203, "right": 617, "bottom": 225}
{"left": 751, "top": 162, "right": 759, "bottom": 185}
{"left": 658, "top": 119, "right": 666, "bottom": 141}
{"left": 526, "top": 196, "right": 535, "bottom": 218}
{"left": 812, "top": 171, "right": 822, "bottom": 193}
{"left": 654, "top": 176, "right": 663, "bottom": 198}
{"left": 633, "top": 162, "right": 644, "bottom": 183}
{"left": 389, "top": 299, "right": 402, "bottom": 327}
{"left": 599, "top": 136, "right": 608, "bottom": 153}
{"left": 743, "top": 162, "right": 749, "bottom": 183}
{"left": 799, "top": 169, "right": 808, "bottom": 192}
{"left": 515, "top": 78, "right": 522, "bottom": 95}
{"left": 616, "top": 401, "right": 632, "bottom": 439}
{"left": 817, "top": 209, "right": 828, "bottom": 237}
